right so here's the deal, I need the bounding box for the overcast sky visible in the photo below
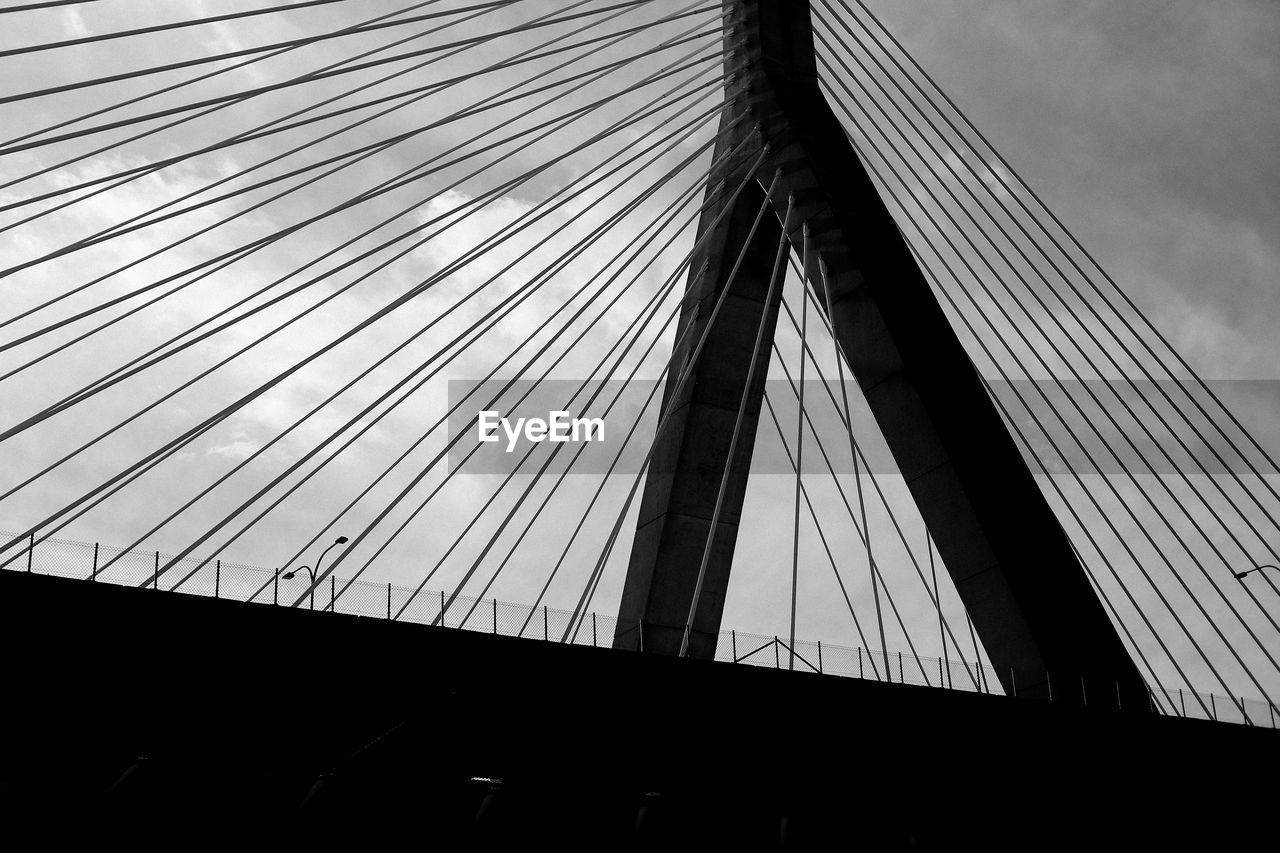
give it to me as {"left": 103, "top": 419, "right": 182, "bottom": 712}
{"left": 2, "top": 1, "right": 1277, "bottom": 706}
{"left": 865, "top": 0, "right": 1279, "bottom": 381}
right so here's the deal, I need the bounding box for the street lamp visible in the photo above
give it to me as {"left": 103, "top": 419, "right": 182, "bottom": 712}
{"left": 1235, "top": 564, "right": 1279, "bottom": 581}
{"left": 283, "top": 536, "right": 348, "bottom": 610}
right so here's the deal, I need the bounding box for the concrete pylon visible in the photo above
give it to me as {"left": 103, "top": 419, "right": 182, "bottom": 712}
{"left": 611, "top": 99, "right": 785, "bottom": 659}
{"left": 615, "top": 0, "right": 1148, "bottom": 711}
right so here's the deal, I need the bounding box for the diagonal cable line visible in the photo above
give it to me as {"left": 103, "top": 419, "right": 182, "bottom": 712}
{"left": 775, "top": 279, "right": 982, "bottom": 688}
{"left": 0, "top": 0, "right": 508, "bottom": 203}
{"left": 517, "top": 149, "right": 775, "bottom": 636}
{"left": 760, "top": 391, "right": 883, "bottom": 678}
{"left": 165, "top": 136, "right": 718, "bottom": 599}
{"left": 680, "top": 191, "right": 793, "bottom": 658}
{"left": 0, "top": 82, "right": 723, "bottom": 558}
{"left": 115, "top": 92, "right": 725, "bottom": 592}
{"left": 472, "top": 287, "right": 687, "bottom": 632}
{"left": 788, "top": 228, "right": 810, "bottom": 671}
{"left": 0, "top": 0, "right": 654, "bottom": 210}
{"left": 769, "top": 331, "right": 935, "bottom": 685}
{"left": 394, "top": 148, "right": 734, "bottom": 618}
{"left": 418, "top": 248, "right": 689, "bottom": 621}
{"left": 0, "top": 65, "right": 716, "bottom": 414}
{"left": 817, "top": 36, "right": 1270, "bottom": 650}
{"left": 563, "top": 163, "right": 780, "bottom": 641}
{"left": 1, "top": 0, "right": 709, "bottom": 227}
{"left": 419, "top": 123, "right": 761, "bottom": 620}
{"left": 0, "top": 0, "right": 371, "bottom": 58}
{"left": 0, "top": 1, "right": 104, "bottom": 12}
{"left": 0, "top": 34, "right": 719, "bottom": 348}
{"left": 849, "top": 123, "right": 1241, "bottom": 713}
{"left": 821, "top": 0, "right": 1280, "bottom": 531}
{"left": 2, "top": 23, "right": 717, "bottom": 277}
{"left": 0, "top": 45, "right": 716, "bottom": 367}
{"left": 174, "top": 109, "right": 733, "bottom": 601}
{"left": 0, "top": 63, "right": 720, "bottom": 423}
{"left": 0, "top": 0, "right": 551, "bottom": 109}
{"left": 818, "top": 52, "right": 1280, "bottom": 701}
{"left": 869, "top": 128, "right": 1268, "bottom": 711}
{"left": 0, "top": 3, "right": 582, "bottom": 225}
{"left": 288, "top": 108, "right": 738, "bottom": 608}
{"left": 0, "top": 79, "right": 726, "bottom": 566}
{"left": 815, "top": 15, "right": 1280, "bottom": 641}
{"left": 931, "top": 260, "right": 1200, "bottom": 715}
{"left": 0, "top": 0, "right": 655, "bottom": 123}
{"left": 0, "top": 63, "right": 721, "bottom": 484}
{"left": 0, "top": 0, "right": 456, "bottom": 150}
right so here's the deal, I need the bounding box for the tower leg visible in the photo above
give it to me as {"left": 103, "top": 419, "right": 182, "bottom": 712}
{"left": 613, "top": 106, "right": 783, "bottom": 659}
{"left": 614, "top": 0, "right": 1148, "bottom": 712}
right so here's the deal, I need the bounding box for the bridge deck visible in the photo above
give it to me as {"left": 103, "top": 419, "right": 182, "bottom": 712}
{"left": 0, "top": 570, "right": 1272, "bottom": 849}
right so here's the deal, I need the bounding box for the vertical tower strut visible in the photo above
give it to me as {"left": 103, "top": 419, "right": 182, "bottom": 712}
{"left": 613, "top": 100, "right": 784, "bottom": 659}
{"left": 616, "top": 0, "right": 1147, "bottom": 710}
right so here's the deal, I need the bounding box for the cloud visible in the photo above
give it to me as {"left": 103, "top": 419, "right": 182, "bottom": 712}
{"left": 5, "top": 1, "right": 1279, "bottom": 701}
{"left": 206, "top": 437, "right": 260, "bottom": 460}
{"left": 61, "top": 8, "right": 91, "bottom": 39}
{"left": 864, "top": 0, "right": 1280, "bottom": 381}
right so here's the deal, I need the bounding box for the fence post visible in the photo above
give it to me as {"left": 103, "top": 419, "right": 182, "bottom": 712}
{"left": 1210, "top": 693, "right": 1217, "bottom": 721}
{"left": 732, "top": 630, "right": 737, "bottom": 662}
{"left": 774, "top": 637, "right": 780, "bottom": 669}
{"left": 543, "top": 606, "right": 549, "bottom": 641}
{"left": 387, "top": 583, "right": 391, "bottom": 620}
{"left": 273, "top": 569, "right": 278, "bottom": 605}
{"left": 1010, "top": 667, "right": 1017, "bottom": 698}
{"left": 817, "top": 640, "right": 823, "bottom": 674}
{"left": 857, "top": 647, "right": 863, "bottom": 679}
{"left": 493, "top": 599, "right": 498, "bottom": 635}
{"left": 1179, "top": 689, "right": 1186, "bottom": 717}
{"left": 592, "top": 613, "right": 598, "bottom": 648}
{"left": 153, "top": 550, "right": 159, "bottom": 590}
{"left": 330, "top": 576, "right": 335, "bottom": 612}
{"left": 27, "top": 532, "right": 34, "bottom": 573}
{"left": 91, "top": 542, "right": 99, "bottom": 581}
{"left": 441, "top": 590, "right": 446, "bottom": 627}
{"left": 898, "top": 651, "right": 903, "bottom": 684}
{"left": 215, "top": 559, "right": 221, "bottom": 599}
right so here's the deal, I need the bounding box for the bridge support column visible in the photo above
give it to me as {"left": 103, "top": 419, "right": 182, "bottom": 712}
{"left": 612, "top": 103, "right": 783, "bottom": 659}
{"left": 615, "top": 0, "right": 1149, "bottom": 712}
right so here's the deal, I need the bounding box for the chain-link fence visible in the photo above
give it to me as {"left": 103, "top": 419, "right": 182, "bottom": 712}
{"left": 721, "top": 628, "right": 997, "bottom": 693}
{"left": 3, "top": 530, "right": 1274, "bottom": 727}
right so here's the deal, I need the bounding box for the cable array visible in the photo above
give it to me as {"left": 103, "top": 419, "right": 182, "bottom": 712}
{"left": 3, "top": 0, "right": 1275, "bottom": 719}
{"left": 812, "top": 0, "right": 1280, "bottom": 713}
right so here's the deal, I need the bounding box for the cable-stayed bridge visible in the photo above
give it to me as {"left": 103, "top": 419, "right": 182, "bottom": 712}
{"left": 1, "top": 0, "right": 1278, "bottom": 847}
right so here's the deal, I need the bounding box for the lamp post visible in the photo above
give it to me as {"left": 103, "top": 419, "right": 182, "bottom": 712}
{"left": 283, "top": 536, "right": 348, "bottom": 610}
{"left": 1235, "top": 564, "right": 1280, "bottom": 581}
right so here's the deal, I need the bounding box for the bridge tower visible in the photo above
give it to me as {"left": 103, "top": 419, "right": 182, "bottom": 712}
{"left": 613, "top": 0, "right": 1149, "bottom": 710}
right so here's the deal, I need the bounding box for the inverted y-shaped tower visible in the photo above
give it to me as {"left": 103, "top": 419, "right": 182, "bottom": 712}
{"left": 613, "top": 0, "right": 1148, "bottom": 709}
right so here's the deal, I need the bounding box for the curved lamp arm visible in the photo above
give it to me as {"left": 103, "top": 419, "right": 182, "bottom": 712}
{"left": 1235, "top": 564, "right": 1280, "bottom": 580}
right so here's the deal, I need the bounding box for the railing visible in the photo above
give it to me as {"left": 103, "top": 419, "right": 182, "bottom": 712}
{"left": 3, "top": 530, "right": 1274, "bottom": 728}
